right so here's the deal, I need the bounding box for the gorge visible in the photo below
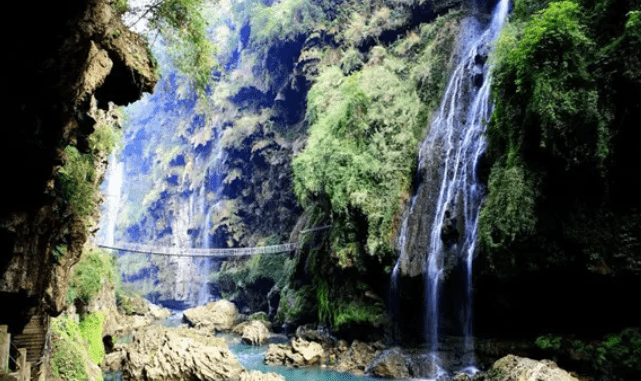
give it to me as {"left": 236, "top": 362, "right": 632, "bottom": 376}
{"left": 2, "top": 0, "right": 640, "bottom": 380}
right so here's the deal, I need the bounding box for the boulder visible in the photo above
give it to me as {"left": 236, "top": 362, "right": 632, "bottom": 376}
{"left": 265, "top": 339, "right": 324, "bottom": 367}
{"left": 147, "top": 302, "right": 172, "bottom": 320}
{"left": 239, "top": 371, "right": 285, "bottom": 381}
{"left": 291, "top": 338, "right": 324, "bottom": 365}
{"left": 479, "top": 354, "right": 580, "bottom": 381}
{"left": 295, "top": 324, "right": 337, "bottom": 347}
{"left": 265, "top": 344, "right": 302, "bottom": 366}
{"left": 103, "top": 350, "right": 125, "bottom": 371}
{"left": 233, "top": 320, "right": 270, "bottom": 346}
{"left": 364, "top": 347, "right": 411, "bottom": 378}
{"left": 334, "top": 340, "right": 382, "bottom": 374}
{"left": 121, "top": 325, "right": 244, "bottom": 381}
{"left": 183, "top": 299, "right": 238, "bottom": 331}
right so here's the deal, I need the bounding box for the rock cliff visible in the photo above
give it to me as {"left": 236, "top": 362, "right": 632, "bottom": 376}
{"left": 1, "top": 0, "right": 156, "bottom": 359}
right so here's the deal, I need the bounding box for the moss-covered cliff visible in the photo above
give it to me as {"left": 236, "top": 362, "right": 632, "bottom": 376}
{"left": 111, "top": 0, "right": 467, "bottom": 311}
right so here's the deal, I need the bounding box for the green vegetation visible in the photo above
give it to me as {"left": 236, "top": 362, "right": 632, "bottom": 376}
{"left": 248, "top": 0, "right": 325, "bottom": 49}
{"left": 59, "top": 115, "right": 121, "bottom": 219}
{"left": 112, "top": 0, "right": 128, "bottom": 14}
{"left": 480, "top": 0, "right": 641, "bottom": 271}
{"left": 212, "top": 252, "right": 296, "bottom": 299}
{"left": 535, "top": 334, "right": 562, "bottom": 350}
{"left": 51, "top": 316, "right": 91, "bottom": 381}
{"left": 479, "top": 158, "right": 536, "bottom": 249}
{"left": 293, "top": 63, "right": 421, "bottom": 261}
{"left": 290, "top": 8, "right": 462, "bottom": 273}
{"left": 79, "top": 312, "right": 106, "bottom": 365}
{"left": 489, "top": 1, "right": 605, "bottom": 170}
{"left": 152, "top": 0, "right": 218, "bottom": 91}
{"left": 89, "top": 123, "right": 121, "bottom": 154}
{"left": 53, "top": 245, "right": 67, "bottom": 264}
{"left": 67, "top": 249, "right": 115, "bottom": 304}
{"left": 59, "top": 147, "right": 96, "bottom": 218}
{"left": 333, "top": 300, "right": 385, "bottom": 329}
{"left": 275, "top": 285, "right": 315, "bottom": 324}
{"left": 535, "top": 329, "right": 641, "bottom": 378}
{"left": 51, "top": 312, "right": 107, "bottom": 379}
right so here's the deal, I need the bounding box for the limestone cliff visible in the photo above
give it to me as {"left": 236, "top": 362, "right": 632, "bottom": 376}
{"left": 1, "top": 0, "right": 156, "bottom": 350}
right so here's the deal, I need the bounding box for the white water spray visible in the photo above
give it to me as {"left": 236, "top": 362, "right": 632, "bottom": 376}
{"left": 102, "top": 153, "right": 124, "bottom": 246}
{"left": 394, "top": 0, "right": 510, "bottom": 375}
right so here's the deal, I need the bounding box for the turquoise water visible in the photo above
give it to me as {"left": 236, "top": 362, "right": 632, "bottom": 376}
{"left": 105, "top": 338, "right": 407, "bottom": 381}
{"left": 105, "top": 318, "right": 410, "bottom": 381}
{"left": 228, "top": 339, "right": 406, "bottom": 381}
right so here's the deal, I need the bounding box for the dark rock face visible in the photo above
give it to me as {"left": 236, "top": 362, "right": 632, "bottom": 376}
{"left": 1, "top": 0, "right": 156, "bottom": 334}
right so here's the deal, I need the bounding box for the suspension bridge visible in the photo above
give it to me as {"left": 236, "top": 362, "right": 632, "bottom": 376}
{"left": 96, "top": 225, "right": 331, "bottom": 258}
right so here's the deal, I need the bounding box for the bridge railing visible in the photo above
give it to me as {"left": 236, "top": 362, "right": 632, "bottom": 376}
{"left": 95, "top": 241, "right": 300, "bottom": 257}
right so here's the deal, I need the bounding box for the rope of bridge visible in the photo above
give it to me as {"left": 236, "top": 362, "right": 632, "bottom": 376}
{"left": 95, "top": 225, "right": 332, "bottom": 258}
{"left": 96, "top": 241, "right": 299, "bottom": 257}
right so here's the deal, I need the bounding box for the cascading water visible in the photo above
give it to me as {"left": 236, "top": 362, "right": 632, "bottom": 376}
{"left": 100, "top": 153, "right": 124, "bottom": 246}
{"left": 393, "top": 0, "right": 509, "bottom": 376}
{"left": 197, "top": 205, "right": 214, "bottom": 306}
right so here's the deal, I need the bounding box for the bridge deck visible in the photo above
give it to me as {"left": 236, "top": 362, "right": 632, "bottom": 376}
{"left": 96, "top": 241, "right": 299, "bottom": 257}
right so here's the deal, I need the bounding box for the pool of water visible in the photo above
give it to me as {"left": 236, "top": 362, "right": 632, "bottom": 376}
{"left": 105, "top": 323, "right": 419, "bottom": 381}
{"left": 228, "top": 339, "right": 411, "bottom": 381}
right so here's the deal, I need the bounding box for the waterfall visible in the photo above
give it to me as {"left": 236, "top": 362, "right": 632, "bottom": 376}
{"left": 197, "top": 205, "right": 213, "bottom": 306}
{"left": 101, "top": 153, "right": 124, "bottom": 246}
{"left": 393, "top": 0, "right": 509, "bottom": 376}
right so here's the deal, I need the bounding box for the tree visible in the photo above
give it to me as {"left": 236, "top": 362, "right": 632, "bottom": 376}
{"left": 117, "top": 0, "right": 219, "bottom": 92}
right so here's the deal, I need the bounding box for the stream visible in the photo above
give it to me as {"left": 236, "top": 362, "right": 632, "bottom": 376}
{"left": 104, "top": 314, "right": 412, "bottom": 381}
{"left": 231, "top": 343, "right": 400, "bottom": 381}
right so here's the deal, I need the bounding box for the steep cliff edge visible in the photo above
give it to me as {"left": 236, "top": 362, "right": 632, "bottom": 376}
{"left": 1, "top": 0, "right": 156, "bottom": 345}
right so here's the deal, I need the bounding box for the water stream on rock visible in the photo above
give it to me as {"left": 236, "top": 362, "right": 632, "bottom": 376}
{"left": 392, "top": 0, "right": 509, "bottom": 376}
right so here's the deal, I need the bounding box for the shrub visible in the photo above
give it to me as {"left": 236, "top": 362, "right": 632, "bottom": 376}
{"left": 536, "top": 334, "right": 562, "bottom": 350}
{"left": 51, "top": 317, "right": 89, "bottom": 381}
{"left": 68, "top": 249, "right": 115, "bottom": 304}
{"left": 88, "top": 123, "right": 120, "bottom": 154}
{"left": 489, "top": 1, "right": 606, "bottom": 169}
{"left": 275, "top": 285, "right": 315, "bottom": 324}
{"left": 59, "top": 146, "right": 96, "bottom": 218}
{"left": 249, "top": 0, "right": 324, "bottom": 49}
{"left": 153, "top": 0, "right": 217, "bottom": 91}
{"left": 293, "top": 63, "right": 421, "bottom": 260}
{"left": 112, "top": 0, "right": 128, "bottom": 14}
{"left": 333, "top": 300, "right": 385, "bottom": 329}
{"left": 79, "top": 312, "right": 106, "bottom": 365}
{"left": 479, "top": 158, "right": 536, "bottom": 250}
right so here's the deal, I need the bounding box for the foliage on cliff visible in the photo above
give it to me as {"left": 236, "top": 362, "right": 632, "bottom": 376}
{"left": 293, "top": 64, "right": 421, "bottom": 260}
{"left": 59, "top": 121, "right": 120, "bottom": 219}
{"left": 67, "top": 249, "right": 115, "bottom": 304}
{"left": 292, "top": 9, "right": 462, "bottom": 267}
{"left": 152, "top": 0, "right": 218, "bottom": 91}
{"left": 534, "top": 329, "right": 641, "bottom": 379}
{"left": 51, "top": 313, "right": 105, "bottom": 381}
{"left": 480, "top": 0, "right": 641, "bottom": 274}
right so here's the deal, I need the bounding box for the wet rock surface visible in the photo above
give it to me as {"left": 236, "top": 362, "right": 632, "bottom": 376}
{"left": 265, "top": 338, "right": 325, "bottom": 367}
{"left": 239, "top": 371, "right": 285, "bottom": 381}
{"left": 233, "top": 320, "right": 270, "bottom": 346}
{"left": 1, "top": 0, "right": 156, "bottom": 331}
{"left": 475, "top": 354, "right": 580, "bottom": 381}
{"left": 117, "top": 325, "right": 244, "bottom": 381}
{"left": 183, "top": 299, "right": 239, "bottom": 331}
{"left": 265, "top": 327, "right": 386, "bottom": 376}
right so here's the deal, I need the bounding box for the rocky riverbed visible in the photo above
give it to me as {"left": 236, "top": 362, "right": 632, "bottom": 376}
{"left": 101, "top": 298, "right": 583, "bottom": 381}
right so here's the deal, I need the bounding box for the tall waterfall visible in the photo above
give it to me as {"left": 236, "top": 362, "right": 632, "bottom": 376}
{"left": 100, "top": 153, "right": 124, "bottom": 247}
{"left": 394, "top": 0, "right": 509, "bottom": 376}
